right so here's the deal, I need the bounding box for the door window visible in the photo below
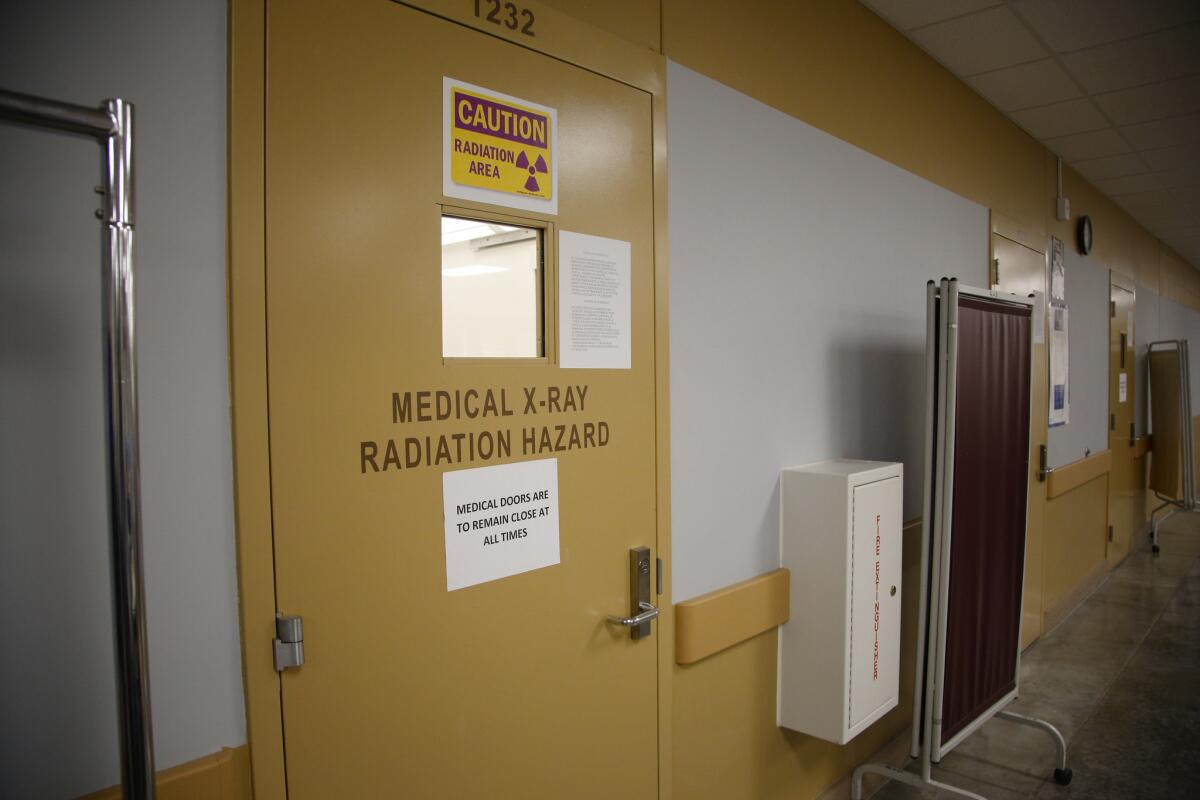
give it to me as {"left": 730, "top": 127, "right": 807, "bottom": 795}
{"left": 441, "top": 215, "right": 543, "bottom": 358}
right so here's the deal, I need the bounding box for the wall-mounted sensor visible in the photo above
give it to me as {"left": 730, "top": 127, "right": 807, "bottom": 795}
{"left": 1056, "top": 196, "right": 1070, "bottom": 222}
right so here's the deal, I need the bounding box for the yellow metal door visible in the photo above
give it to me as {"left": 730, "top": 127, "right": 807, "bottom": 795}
{"left": 265, "top": 2, "right": 659, "bottom": 797}
{"left": 991, "top": 227, "right": 1048, "bottom": 648}
{"left": 1107, "top": 278, "right": 1136, "bottom": 567}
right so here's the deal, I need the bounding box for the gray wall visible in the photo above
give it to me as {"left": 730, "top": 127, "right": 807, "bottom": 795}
{"left": 1046, "top": 251, "right": 1110, "bottom": 468}
{"left": 0, "top": 3, "right": 244, "bottom": 796}
{"left": 667, "top": 61, "right": 987, "bottom": 602}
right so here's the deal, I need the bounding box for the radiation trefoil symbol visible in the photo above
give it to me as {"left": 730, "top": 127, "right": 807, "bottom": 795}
{"left": 516, "top": 151, "right": 549, "bottom": 192}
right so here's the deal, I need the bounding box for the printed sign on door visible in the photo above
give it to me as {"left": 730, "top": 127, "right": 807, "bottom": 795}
{"left": 442, "top": 457, "right": 560, "bottom": 591}
{"left": 443, "top": 77, "right": 557, "bottom": 214}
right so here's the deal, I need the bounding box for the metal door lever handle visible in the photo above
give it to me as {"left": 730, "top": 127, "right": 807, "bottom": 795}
{"left": 608, "top": 601, "right": 659, "bottom": 627}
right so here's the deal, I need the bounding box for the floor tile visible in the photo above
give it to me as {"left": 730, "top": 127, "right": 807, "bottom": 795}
{"left": 869, "top": 512, "right": 1200, "bottom": 800}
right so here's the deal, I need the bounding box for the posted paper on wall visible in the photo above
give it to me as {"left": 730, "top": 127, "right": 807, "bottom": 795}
{"left": 443, "top": 458, "right": 560, "bottom": 591}
{"left": 1049, "top": 236, "right": 1066, "bottom": 304}
{"left": 559, "top": 231, "right": 631, "bottom": 369}
{"left": 1049, "top": 304, "right": 1070, "bottom": 427}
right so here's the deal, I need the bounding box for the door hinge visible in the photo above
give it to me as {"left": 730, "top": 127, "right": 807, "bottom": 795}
{"left": 1110, "top": 300, "right": 1116, "bottom": 318}
{"left": 274, "top": 614, "right": 304, "bottom": 672}
{"left": 1130, "top": 422, "right": 1136, "bottom": 445}
{"left": 1110, "top": 413, "right": 1116, "bottom": 431}
{"left": 1108, "top": 525, "right": 1114, "bottom": 543}
{"left": 992, "top": 257, "right": 1000, "bottom": 288}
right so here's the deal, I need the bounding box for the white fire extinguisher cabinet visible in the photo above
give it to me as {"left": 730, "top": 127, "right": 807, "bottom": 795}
{"left": 777, "top": 460, "right": 903, "bottom": 744}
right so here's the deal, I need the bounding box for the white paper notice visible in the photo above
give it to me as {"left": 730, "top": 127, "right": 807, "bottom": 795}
{"left": 1119, "top": 372, "right": 1128, "bottom": 403}
{"left": 559, "top": 231, "right": 631, "bottom": 369}
{"left": 1049, "top": 304, "right": 1069, "bottom": 428}
{"left": 443, "top": 458, "right": 560, "bottom": 592}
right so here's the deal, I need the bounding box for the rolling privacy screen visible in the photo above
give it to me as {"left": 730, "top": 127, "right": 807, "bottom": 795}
{"left": 1146, "top": 340, "right": 1196, "bottom": 553}
{"left": 942, "top": 295, "right": 1031, "bottom": 741}
{"left": 1148, "top": 342, "right": 1190, "bottom": 500}
{"left": 858, "top": 280, "right": 1070, "bottom": 800}
{"left": 914, "top": 280, "right": 1034, "bottom": 760}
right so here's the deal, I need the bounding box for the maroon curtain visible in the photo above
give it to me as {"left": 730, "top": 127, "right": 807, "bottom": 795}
{"left": 941, "top": 295, "right": 1032, "bottom": 742}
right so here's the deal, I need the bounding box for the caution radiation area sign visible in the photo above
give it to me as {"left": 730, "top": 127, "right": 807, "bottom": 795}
{"left": 442, "top": 77, "right": 557, "bottom": 214}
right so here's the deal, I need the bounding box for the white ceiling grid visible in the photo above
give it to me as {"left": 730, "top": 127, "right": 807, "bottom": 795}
{"left": 860, "top": 0, "right": 1200, "bottom": 269}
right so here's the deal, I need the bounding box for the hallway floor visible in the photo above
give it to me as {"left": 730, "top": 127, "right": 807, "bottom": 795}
{"left": 872, "top": 512, "right": 1200, "bottom": 799}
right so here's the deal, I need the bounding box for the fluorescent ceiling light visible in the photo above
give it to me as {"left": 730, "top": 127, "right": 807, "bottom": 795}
{"left": 442, "top": 264, "right": 510, "bottom": 277}
{"left": 441, "top": 217, "right": 519, "bottom": 246}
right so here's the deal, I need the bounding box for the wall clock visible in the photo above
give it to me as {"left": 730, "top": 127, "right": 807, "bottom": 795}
{"left": 1077, "top": 215, "right": 1093, "bottom": 255}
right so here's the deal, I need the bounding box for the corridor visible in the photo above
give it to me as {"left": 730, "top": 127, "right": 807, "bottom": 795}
{"left": 875, "top": 513, "right": 1200, "bottom": 799}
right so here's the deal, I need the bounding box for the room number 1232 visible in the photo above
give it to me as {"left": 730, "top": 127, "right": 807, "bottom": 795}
{"left": 473, "top": 0, "right": 536, "bottom": 36}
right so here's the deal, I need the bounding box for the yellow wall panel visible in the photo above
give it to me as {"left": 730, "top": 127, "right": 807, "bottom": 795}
{"left": 78, "top": 747, "right": 249, "bottom": 800}
{"left": 673, "top": 628, "right": 910, "bottom": 800}
{"left": 1043, "top": 474, "right": 1109, "bottom": 612}
{"left": 540, "top": 0, "right": 660, "bottom": 51}
{"left": 661, "top": 0, "right": 1046, "bottom": 238}
{"left": 672, "top": 521, "right": 921, "bottom": 800}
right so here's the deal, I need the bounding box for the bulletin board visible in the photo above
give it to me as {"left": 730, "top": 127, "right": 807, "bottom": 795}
{"left": 1045, "top": 250, "right": 1108, "bottom": 469}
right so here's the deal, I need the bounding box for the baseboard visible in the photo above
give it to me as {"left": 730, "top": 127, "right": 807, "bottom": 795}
{"left": 1043, "top": 559, "right": 1109, "bottom": 635}
{"left": 815, "top": 729, "right": 912, "bottom": 800}
{"left": 77, "top": 745, "right": 250, "bottom": 800}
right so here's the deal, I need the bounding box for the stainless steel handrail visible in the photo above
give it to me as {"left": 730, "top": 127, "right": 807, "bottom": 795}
{"left": 0, "top": 88, "right": 155, "bottom": 799}
{"left": 0, "top": 88, "right": 114, "bottom": 136}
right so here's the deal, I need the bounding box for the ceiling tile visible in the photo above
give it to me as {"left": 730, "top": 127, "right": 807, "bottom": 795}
{"left": 1094, "top": 171, "right": 1181, "bottom": 196}
{"left": 1093, "top": 74, "right": 1200, "bottom": 126}
{"left": 860, "top": 0, "right": 1001, "bottom": 31}
{"left": 1011, "top": 0, "right": 1200, "bottom": 53}
{"left": 1046, "top": 128, "right": 1129, "bottom": 161}
{"left": 1165, "top": 230, "right": 1200, "bottom": 251}
{"left": 1176, "top": 242, "right": 1200, "bottom": 263}
{"left": 1121, "top": 113, "right": 1200, "bottom": 151}
{"left": 1146, "top": 208, "right": 1200, "bottom": 227}
{"left": 1143, "top": 143, "right": 1200, "bottom": 171}
{"left": 1172, "top": 185, "right": 1200, "bottom": 204}
{"left": 1061, "top": 24, "right": 1200, "bottom": 94}
{"left": 1072, "top": 152, "right": 1150, "bottom": 181}
{"left": 1114, "top": 188, "right": 1176, "bottom": 215}
{"left": 967, "top": 59, "right": 1082, "bottom": 111}
{"left": 1131, "top": 202, "right": 1200, "bottom": 231}
{"left": 910, "top": 6, "right": 1048, "bottom": 76}
{"left": 1010, "top": 98, "right": 1109, "bottom": 139}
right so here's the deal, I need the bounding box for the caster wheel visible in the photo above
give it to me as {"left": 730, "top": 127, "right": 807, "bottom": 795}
{"left": 1152, "top": 545, "right": 1161, "bottom": 554}
{"left": 1054, "top": 768, "right": 1073, "bottom": 786}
